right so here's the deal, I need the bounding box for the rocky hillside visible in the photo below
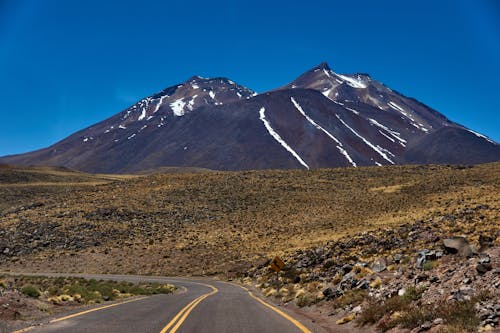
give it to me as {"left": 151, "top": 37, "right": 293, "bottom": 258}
{"left": 1, "top": 63, "right": 498, "bottom": 173}
{"left": 243, "top": 205, "right": 499, "bottom": 332}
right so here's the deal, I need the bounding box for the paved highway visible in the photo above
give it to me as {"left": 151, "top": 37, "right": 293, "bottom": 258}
{"left": 10, "top": 274, "right": 318, "bottom": 333}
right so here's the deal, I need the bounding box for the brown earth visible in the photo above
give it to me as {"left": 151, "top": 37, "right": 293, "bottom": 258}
{"left": 0, "top": 163, "right": 498, "bottom": 278}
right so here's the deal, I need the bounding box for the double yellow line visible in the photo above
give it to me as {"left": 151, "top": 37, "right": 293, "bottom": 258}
{"left": 159, "top": 284, "right": 218, "bottom": 333}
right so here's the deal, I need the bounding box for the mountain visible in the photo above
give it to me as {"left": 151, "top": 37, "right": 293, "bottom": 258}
{"left": 1, "top": 62, "right": 498, "bottom": 173}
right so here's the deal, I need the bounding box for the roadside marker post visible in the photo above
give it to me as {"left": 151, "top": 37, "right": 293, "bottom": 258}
{"left": 270, "top": 256, "right": 285, "bottom": 293}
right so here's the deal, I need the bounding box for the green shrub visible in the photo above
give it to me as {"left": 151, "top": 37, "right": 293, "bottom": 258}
{"left": 357, "top": 296, "right": 410, "bottom": 326}
{"left": 438, "top": 300, "right": 480, "bottom": 330}
{"left": 332, "top": 289, "right": 368, "bottom": 309}
{"left": 396, "top": 306, "right": 436, "bottom": 328}
{"left": 296, "top": 294, "right": 315, "bottom": 307}
{"left": 421, "top": 260, "right": 438, "bottom": 271}
{"left": 401, "top": 285, "right": 425, "bottom": 302}
{"left": 21, "top": 285, "right": 41, "bottom": 298}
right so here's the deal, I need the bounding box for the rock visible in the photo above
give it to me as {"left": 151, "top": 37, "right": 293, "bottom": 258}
{"left": 352, "top": 305, "right": 362, "bottom": 314}
{"left": 393, "top": 253, "right": 403, "bottom": 263}
{"left": 421, "top": 321, "right": 432, "bottom": 330}
{"left": 415, "top": 249, "right": 440, "bottom": 269}
{"left": 433, "top": 318, "right": 444, "bottom": 325}
{"left": 479, "top": 255, "right": 491, "bottom": 264}
{"left": 398, "top": 288, "right": 406, "bottom": 296}
{"left": 429, "top": 276, "right": 439, "bottom": 283}
{"left": 341, "top": 264, "right": 353, "bottom": 274}
{"left": 479, "top": 324, "right": 494, "bottom": 332}
{"left": 479, "top": 235, "right": 494, "bottom": 250}
{"left": 356, "top": 280, "right": 370, "bottom": 290}
{"left": 322, "top": 287, "right": 342, "bottom": 300}
{"left": 372, "top": 258, "right": 388, "bottom": 273}
{"left": 416, "top": 250, "right": 428, "bottom": 269}
{"left": 443, "top": 237, "right": 473, "bottom": 257}
{"left": 477, "top": 262, "right": 493, "bottom": 275}
{"left": 415, "top": 273, "right": 429, "bottom": 283}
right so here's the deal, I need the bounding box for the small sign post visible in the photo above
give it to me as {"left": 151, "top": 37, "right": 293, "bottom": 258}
{"left": 269, "top": 256, "right": 285, "bottom": 293}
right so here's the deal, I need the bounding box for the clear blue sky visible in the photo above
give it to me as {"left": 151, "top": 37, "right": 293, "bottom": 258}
{"left": 1, "top": 0, "right": 499, "bottom": 156}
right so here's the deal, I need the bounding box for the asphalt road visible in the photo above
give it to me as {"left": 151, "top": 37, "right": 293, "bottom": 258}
{"left": 10, "top": 274, "right": 317, "bottom": 333}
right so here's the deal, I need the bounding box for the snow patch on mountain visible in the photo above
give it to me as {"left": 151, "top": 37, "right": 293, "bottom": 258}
{"left": 336, "top": 115, "right": 395, "bottom": 164}
{"left": 466, "top": 129, "right": 495, "bottom": 144}
{"left": 153, "top": 95, "right": 169, "bottom": 113}
{"left": 336, "top": 74, "right": 367, "bottom": 88}
{"left": 291, "top": 97, "right": 356, "bottom": 167}
{"left": 259, "top": 107, "right": 309, "bottom": 170}
{"left": 368, "top": 118, "right": 407, "bottom": 146}
{"left": 388, "top": 102, "right": 428, "bottom": 132}
{"left": 138, "top": 108, "right": 146, "bottom": 121}
{"left": 170, "top": 98, "right": 186, "bottom": 117}
{"left": 187, "top": 95, "right": 198, "bottom": 111}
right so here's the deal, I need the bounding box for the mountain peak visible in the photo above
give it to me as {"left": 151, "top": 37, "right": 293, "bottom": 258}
{"left": 187, "top": 75, "right": 209, "bottom": 82}
{"left": 313, "top": 61, "right": 331, "bottom": 71}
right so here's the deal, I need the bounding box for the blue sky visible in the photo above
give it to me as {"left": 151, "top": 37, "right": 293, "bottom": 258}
{"left": 0, "top": 0, "right": 499, "bottom": 156}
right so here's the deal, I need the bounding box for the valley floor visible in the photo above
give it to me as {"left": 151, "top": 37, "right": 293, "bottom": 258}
{"left": 0, "top": 163, "right": 498, "bottom": 331}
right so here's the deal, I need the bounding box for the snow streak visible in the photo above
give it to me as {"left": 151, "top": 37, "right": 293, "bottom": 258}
{"left": 466, "top": 129, "right": 495, "bottom": 144}
{"left": 336, "top": 74, "right": 367, "bottom": 88}
{"left": 290, "top": 97, "right": 356, "bottom": 167}
{"left": 368, "top": 118, "right": 407, "bottom": 147}
{"left": 153, "top": 95, "right": 169, "bottom": 113}
{"left": 258, "top": 107, "right": 309, "bottom": 169}
{"left": 138, "top": 108, "right": 146, "bottom": 121}
{"left": 336, "top": 115, "right": 395, "bottom": 164}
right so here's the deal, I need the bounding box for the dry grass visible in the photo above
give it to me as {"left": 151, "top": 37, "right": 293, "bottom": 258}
{"left": 0, "top": 163, "right": 498, "bottom": 276}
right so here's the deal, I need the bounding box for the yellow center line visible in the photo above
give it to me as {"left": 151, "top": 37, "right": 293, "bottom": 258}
{"left": 159, "top": 285, "right": 218, "bottom": 333}
{"left": 220, "top": 280, "right": 312, "bottom": 333}
{"left": 11, "top": 327, "right": 36, "bottom": 333}
{"left": 50, "top": 296, "right": 148, "bottom": 323}
{"left": 247, "top": 291, "right": 312, "bottom": 333}
{"left": 10, "top": 296, "right": 148, "bottom": 333}
{"left": 159, "top": 295, "right": 203, "bottom": 333}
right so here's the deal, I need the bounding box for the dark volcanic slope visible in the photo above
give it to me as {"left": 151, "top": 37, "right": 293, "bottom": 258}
{"left": 1, "top": 63, "right": 498, "bottom": 173}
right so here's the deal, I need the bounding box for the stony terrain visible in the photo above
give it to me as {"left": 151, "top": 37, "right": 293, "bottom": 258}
{"left": 0, "top": 163, "right": 498, "bottom": 332}
{"left": 242, "top": 205, "right": 499, "bottom": 332}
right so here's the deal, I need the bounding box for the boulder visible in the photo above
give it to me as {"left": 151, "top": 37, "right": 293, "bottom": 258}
{"left": 322, "top": 287, "right": 342, "bottom": 300}
{"left": 442, "top": 237, "right": 473, "bottom": 257}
